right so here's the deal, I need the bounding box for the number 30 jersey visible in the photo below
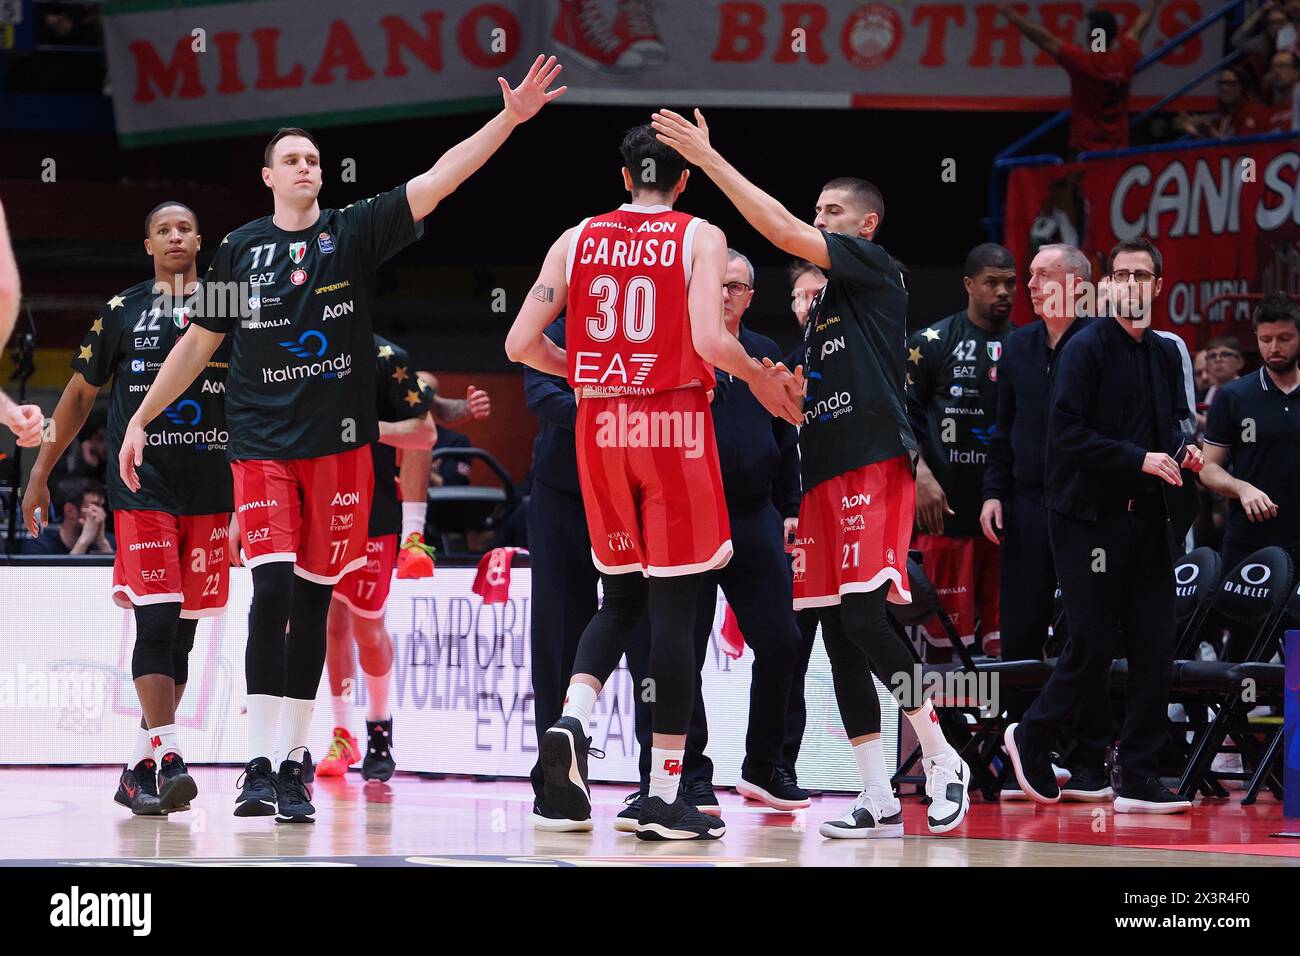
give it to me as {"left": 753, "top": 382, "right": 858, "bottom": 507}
{"left": 565, "top": 203, "right": 715, "bottom": 395}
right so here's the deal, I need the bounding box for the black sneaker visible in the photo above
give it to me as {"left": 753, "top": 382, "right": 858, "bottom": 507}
{"left": 682, "top": 778, "right": 721, "bottom": 816}
{"left": 1114, "top": 777, "right": 1192, "bottom": 814}
{"left": 1003, "top": 723, "right": 1059, "bottom": 804}
{"left": 362, "top": 719, "right": 396, "bottom": 782}
{"left": 114, "top": 759, "right": 163, "bottom": 816}
{"left": 234, "top": 756, "right": 278, "bottom": 817}
{"left": 736, "top": 765, "right": 811, "bottom": 811}
{"left": 614, "top": 790, "right": 644, "bottom": 833}
{"left": 275, "top": 758, "right": 316, "bottom": 823}
{"left": 530, "top": 797, "right": 593, "bottom": 832}
{"left": 636, "top": 795, "right": 726, "bottom": 841}
{"left": 157, "top": 752, "right": 197, "bottom": 813}
{"left": 540, "top": 716, "right": 600, "bottom": 823}
{"left": 1060, "top": 765, "right": 1114, "bottom": 802}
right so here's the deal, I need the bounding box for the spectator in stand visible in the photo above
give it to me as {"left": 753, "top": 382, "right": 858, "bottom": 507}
{"left": 1000, "top": 1, "right": 1159, "bottom": 156}
{"left": 1231, "top": 1, "right": 1298, "bottom": 79}
{"left": 1205, "top": 335, "right": 1246, "bottom": 405}
{"left": 1176, "top": 68, "right": 1273, "bottom": 138}
{"left": 1263, "top": 50, "right": 1300, "bottom": 130}
{"left": 20, "top": 477, "right": 114, "bottom": 555}
{"left": 61, "top": 414, "right": 109, "bottom": 483}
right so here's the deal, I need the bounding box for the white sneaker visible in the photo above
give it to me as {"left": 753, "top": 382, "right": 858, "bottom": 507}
{"left": 923, "top": 750, "right": 971, "bottom": 834}
{"left": 819, "top": 789, "right": 903, "bottom": 840}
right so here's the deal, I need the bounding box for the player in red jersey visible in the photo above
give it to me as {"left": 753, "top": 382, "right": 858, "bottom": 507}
{"left": 120, "top": 56, "right": 565, "bottom": 823}
{"left": 654, "top": 108, "right": 973, "bottom": 837}
{"left": 506, "top": 125, "right": 802, "bottom": 840}
{"left": 25, "top": 202, "right": 231, "bottom": 816}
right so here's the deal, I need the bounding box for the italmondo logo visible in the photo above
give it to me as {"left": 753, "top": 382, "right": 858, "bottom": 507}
{"left": 804, "top": 390, "right": 852, "bottom": 424}
{"left": 267, "top": 331, "right": 352, "bottom": 383}
{"left": 154, "top": 400, "right": 227, "bottom": 450}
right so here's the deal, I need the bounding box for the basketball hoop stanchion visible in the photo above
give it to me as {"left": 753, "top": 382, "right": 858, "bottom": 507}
{"left": 3, "top": 306, "right": 36, "bottom": 555}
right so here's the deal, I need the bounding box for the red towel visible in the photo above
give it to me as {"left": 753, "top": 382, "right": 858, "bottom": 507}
{"left": 719, "top": 603, "right": 745, "bottom": 659}
{"left": 472, "top": 547, "right": 526, "bottom": 604}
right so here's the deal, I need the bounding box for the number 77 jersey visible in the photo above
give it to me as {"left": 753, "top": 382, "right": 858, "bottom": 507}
{"left": 565, "top": 203, "right": 716, "bottom": 396}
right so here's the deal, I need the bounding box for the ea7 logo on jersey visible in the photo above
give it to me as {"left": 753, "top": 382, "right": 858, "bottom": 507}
{"left": 321, "top": 300, "right": 354, "bottom": 321}
{"left": 246, "top": 528, "right": 270, "bottom": 544}
{"left": 841, "top": 493, "right": 871, "bottom": 509}
{"left": 140, "top": 569, "right": 168, "bottom": 582}
{"left": 332, "top": 491, "right": 360, "bottom": 507}
{"left": 249, "top": 272, "right": 275, "bottom": 285}
{"left": 820, "top": 336, "right": 846, "bottom": 359}
{"left": 573, "top": 352, "right": 658, "bottom": 390}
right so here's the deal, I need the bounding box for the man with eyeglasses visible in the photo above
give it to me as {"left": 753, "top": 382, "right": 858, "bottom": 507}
{"left": 1176, "top": 67, "right": 1272, "bottom": 139}
{"left": 1005, "top": 237, "right": 1203, "bottom": 814}
{"left": 907, "top": 243, "right": 1015, "bottom": 660}
{"left": 1198, "top": 292, "right": 1300, "bottom": 603}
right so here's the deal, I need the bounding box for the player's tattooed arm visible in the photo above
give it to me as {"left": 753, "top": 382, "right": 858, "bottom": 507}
{"left": 651, "top": 109, "right": 832, "bottom": 269}
{"left": 406, "top": 55, "right": 566, "bottom": 221}
{"left": 505, "top": 229, "right": 571, "bottom": 378}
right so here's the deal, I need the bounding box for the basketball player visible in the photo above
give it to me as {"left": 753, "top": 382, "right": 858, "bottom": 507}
{"left": 317, "top": 336, "right": 435, "bottom": 781}
{"left": 652, "top": 108, "right": 973, "bottom": 837}
{"left": 505, "top": 124, "right": 803, "bottom": 840}
{"left": 0, "top": 197, "right": 42, "bottom": 445}
{"left": 319, "top": 356, "right": 491, "bottom": 780}
{"left": 24, "top": 202, "right": 232, "bottom": 815}
{"left": 119, "top": 56, "right": 566, "bottom": 823}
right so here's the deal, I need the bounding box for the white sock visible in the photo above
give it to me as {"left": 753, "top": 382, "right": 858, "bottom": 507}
{"left": 246, "top": 693, "right": 283, "bottom": 764}
{"left": 560, "top": 682, "right": 597, "bottom": 733}
{"left": 279, "top": 696, "right": 315, "bottom": 766}
{"left": 363, "top": 666, "right": 391, "bottom": 723}
{"left": 906, "top": 700, "right": 951, "bottom": 758}
{"left": 330, "top": 693, "right": 350, "bottom": 730}
{"left": 129, "top": 722, "right": 153, "bottom": 770}
{"left": 149, "top": 723, "right": 180, "bottom": 761}
{"left": 852, "top": 737, "right": 891, "bottom": 796}
{"left": 401, "top": 502, "right": 427, "bottom": 541}
{"left": 649, "top": 747, "right": 685, "bottom": 803}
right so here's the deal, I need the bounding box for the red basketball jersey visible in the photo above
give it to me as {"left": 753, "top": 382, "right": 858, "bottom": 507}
{"left": 565, "top": 203, "right": 714, "bottom": 395}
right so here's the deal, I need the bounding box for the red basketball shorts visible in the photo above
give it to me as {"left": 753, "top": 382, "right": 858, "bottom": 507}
{"left": 576, "top": 387, "right": 731, "bottom": 577}
{"left": 231, "top": 446, "right": 373, "bottom": 585}
{"left": 331, "top": 534, "right": 398, "bottom": 618}
{"left": 112, "top": 510, "right": 232, "bottom": 619}
{"left": 912, "top": 533, "right": 1001, "bottom": 647}
{"left": 791, "top": 455, "right": 914, "bottom": 610}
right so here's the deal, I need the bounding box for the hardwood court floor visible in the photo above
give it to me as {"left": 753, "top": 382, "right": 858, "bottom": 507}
{"left": 0, "top": 767, "right": 1295, "bottom": 867}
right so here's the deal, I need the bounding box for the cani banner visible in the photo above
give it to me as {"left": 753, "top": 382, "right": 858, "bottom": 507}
{"left": 1004, "top": 136, "right": 1300, "bottom": 348}
{"left": 102, "top": 0, "right": 1222, "bottom": 144}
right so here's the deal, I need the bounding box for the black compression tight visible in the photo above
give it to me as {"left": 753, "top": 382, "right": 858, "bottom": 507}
{"left": 571, "top": 572, "right": 703, "bottom": 736}
{"left": 818, "top": 586, "right": 921, "bottom": 739}
{"left": 246, "top": 563, "right": 334, "bottom": 698}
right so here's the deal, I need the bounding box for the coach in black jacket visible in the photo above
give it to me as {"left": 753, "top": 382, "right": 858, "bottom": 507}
{"left": 1007, "top": 257, "right": 1203, "bottom": 813}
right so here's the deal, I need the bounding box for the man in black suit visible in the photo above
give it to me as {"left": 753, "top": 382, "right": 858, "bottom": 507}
{"left": 1006, "top": 237, "right": 1203, "bottom": 814}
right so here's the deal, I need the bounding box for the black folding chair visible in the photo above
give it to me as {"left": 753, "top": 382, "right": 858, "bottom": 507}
{"left": 1240, "top": 576, "right": 1299, "bottom": 805}
{"left": 888, "top": 553, "right": 1051, "bottom": 800}
{"left": 1175, "top": 547, "right": 1294, "bottom": 800}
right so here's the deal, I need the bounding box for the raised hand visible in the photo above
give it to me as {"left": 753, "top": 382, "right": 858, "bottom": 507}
{"left": 500, "top": 54, "right": 567, "bottom": 124}
{"left": 651, "top": 108, "right": 715, "bottom": 166}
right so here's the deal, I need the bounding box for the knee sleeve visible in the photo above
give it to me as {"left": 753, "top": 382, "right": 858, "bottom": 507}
{"left": 172, "top": 618, "right": 198, "bottom": 686}
{"left": 285, "top": 579, "right": 333, "bottom": 699}
{"left": 247, "top": 563, "right": 295, "bottom": 697}
{"left": 840, "top": 587, "right": 922, "bottom": 708}
{"left": 132, "top": 603, "right": 181, "bottom": 680}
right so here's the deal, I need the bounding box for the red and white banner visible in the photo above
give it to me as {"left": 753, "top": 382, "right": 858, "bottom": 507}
{"left": 1004, "top": 136, "right": 1300, "bottom": 349}
{"left": 102, "top": 0, "right": 1223, "bottom": 144}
